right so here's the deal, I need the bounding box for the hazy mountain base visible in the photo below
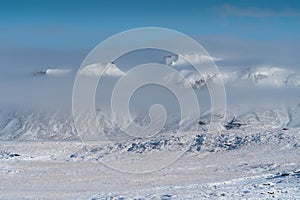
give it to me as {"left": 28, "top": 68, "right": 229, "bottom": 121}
{"left": 0, "top": 103, "right": 299, "bottom": 141}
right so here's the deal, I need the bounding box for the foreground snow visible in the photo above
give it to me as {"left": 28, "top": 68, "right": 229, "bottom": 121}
{"left": 1, "top": 127, "right": 299, "bottom": 199}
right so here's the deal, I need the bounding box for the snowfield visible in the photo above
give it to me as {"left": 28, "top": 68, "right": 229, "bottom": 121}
{"left": 0, "top": 124, "right": 299, "bottom": 199}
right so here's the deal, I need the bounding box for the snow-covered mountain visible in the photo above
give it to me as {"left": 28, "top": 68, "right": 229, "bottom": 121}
{"left": 0, "top": 102, "right": 299, "bottom": 141}
{"left": 1, "top": 59, "right": 300, "bottom": 141}
{"left": 163, "top": 65, "right": 300, "bottom": 89}
{"left": 163, "top": 54, "right": 300, "bottom": 88}
{"left": 1, "top": 60, "right": 300, "bottom": 199}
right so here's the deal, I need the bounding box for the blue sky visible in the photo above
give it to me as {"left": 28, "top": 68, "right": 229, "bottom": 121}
{"left": 0, "top": 0, "right": 300, "bottom": 109}
{"left": 0, "top": 0, "right": 300, "bottom": 72}
{"left": 1, "top": 0, "right": 300, "bottom": 47}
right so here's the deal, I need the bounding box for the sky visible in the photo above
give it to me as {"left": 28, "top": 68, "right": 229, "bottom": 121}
{"left": 1, "top": 0, "right": 300, "bottom": 109}
{"left": 1, "top": 0, "right": 300, "bottom": 46}
{"left": 1, "top": 0, "right": 300, "bottom": 70}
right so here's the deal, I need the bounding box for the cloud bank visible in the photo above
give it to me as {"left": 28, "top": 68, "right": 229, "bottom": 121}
{"left": 214, "top": 4, "right": 300, "bottom": 18}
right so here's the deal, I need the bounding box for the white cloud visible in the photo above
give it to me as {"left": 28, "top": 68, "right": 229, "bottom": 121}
{"left": 214, "top": 4, "right": 299, "bottom": 18}
{"left": 34, "top": 68, "right": 72, "bottom": 76}
{"left": 44, "top": 69, "right": 71, "bottom": 76}
{"left": 164, "top": 54, "right": 222, "bottom": 67}
{"left": 79, "top": 63, "right": 125, "bottom": 77}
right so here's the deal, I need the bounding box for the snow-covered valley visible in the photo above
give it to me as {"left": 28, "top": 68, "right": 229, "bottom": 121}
{"left": 1, "top": 128, "right": 300, "bottom": 199}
